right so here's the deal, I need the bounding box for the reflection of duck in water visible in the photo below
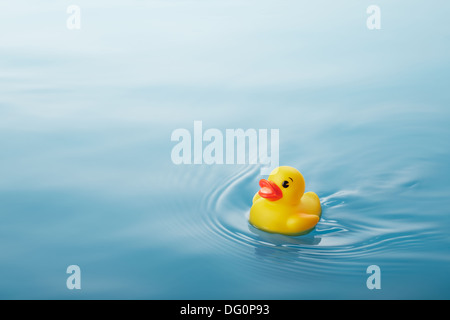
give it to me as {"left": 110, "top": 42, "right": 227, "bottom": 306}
{"left": 249, "top": 166, "right": 321, "bottom": 236}
{"left": 250, "top": 225, "right": 322, "bottom": 262}
{"left": 249, "top": 224, "right": 322, "bottom": 246}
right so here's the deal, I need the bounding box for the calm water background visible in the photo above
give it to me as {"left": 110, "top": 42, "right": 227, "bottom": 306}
{"left": 1, "top": 1, "right": 450, "bottom": 299}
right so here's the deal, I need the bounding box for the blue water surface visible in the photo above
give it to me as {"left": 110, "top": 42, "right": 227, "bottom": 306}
{"left": 1, "top": 0, "right": 450, "bottom": 299}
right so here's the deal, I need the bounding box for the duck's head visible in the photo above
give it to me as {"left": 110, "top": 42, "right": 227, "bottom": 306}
{"left": 258, "top": 166, "right": 305, "bottom": 205}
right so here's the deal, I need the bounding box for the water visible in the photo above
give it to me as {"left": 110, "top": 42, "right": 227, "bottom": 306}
{"left": 1, "top": 0, "right": 450, "bottom": 299}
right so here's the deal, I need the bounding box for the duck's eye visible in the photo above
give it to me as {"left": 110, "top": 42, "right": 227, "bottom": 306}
{"left": 282, "top": 180, "right": 290, "bottom": 188}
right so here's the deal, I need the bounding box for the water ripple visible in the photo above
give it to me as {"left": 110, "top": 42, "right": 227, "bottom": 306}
{"left": 200, "top": 165, "right": 438, "bottom": 277}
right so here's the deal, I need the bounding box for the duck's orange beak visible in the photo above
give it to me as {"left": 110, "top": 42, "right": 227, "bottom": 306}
{"left": 258, "top": 179, "right": 283, "bottom": 201}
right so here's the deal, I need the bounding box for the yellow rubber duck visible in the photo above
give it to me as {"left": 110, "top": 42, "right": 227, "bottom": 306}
{"left": 249, "top": 166, "right": 321, "bottom": 236}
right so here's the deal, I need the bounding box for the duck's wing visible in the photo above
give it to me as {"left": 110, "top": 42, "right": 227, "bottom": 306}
{"left": 286, "top": 213, "right": 320, "bottom": 233}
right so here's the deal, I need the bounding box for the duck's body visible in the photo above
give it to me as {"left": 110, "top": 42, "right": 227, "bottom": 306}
{"left": 249, "top": 166, "right": 321, "bottom": 236}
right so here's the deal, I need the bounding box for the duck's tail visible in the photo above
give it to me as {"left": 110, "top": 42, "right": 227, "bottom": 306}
{"left": 302, "top": 192, "right": 322, "bottom": 217}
